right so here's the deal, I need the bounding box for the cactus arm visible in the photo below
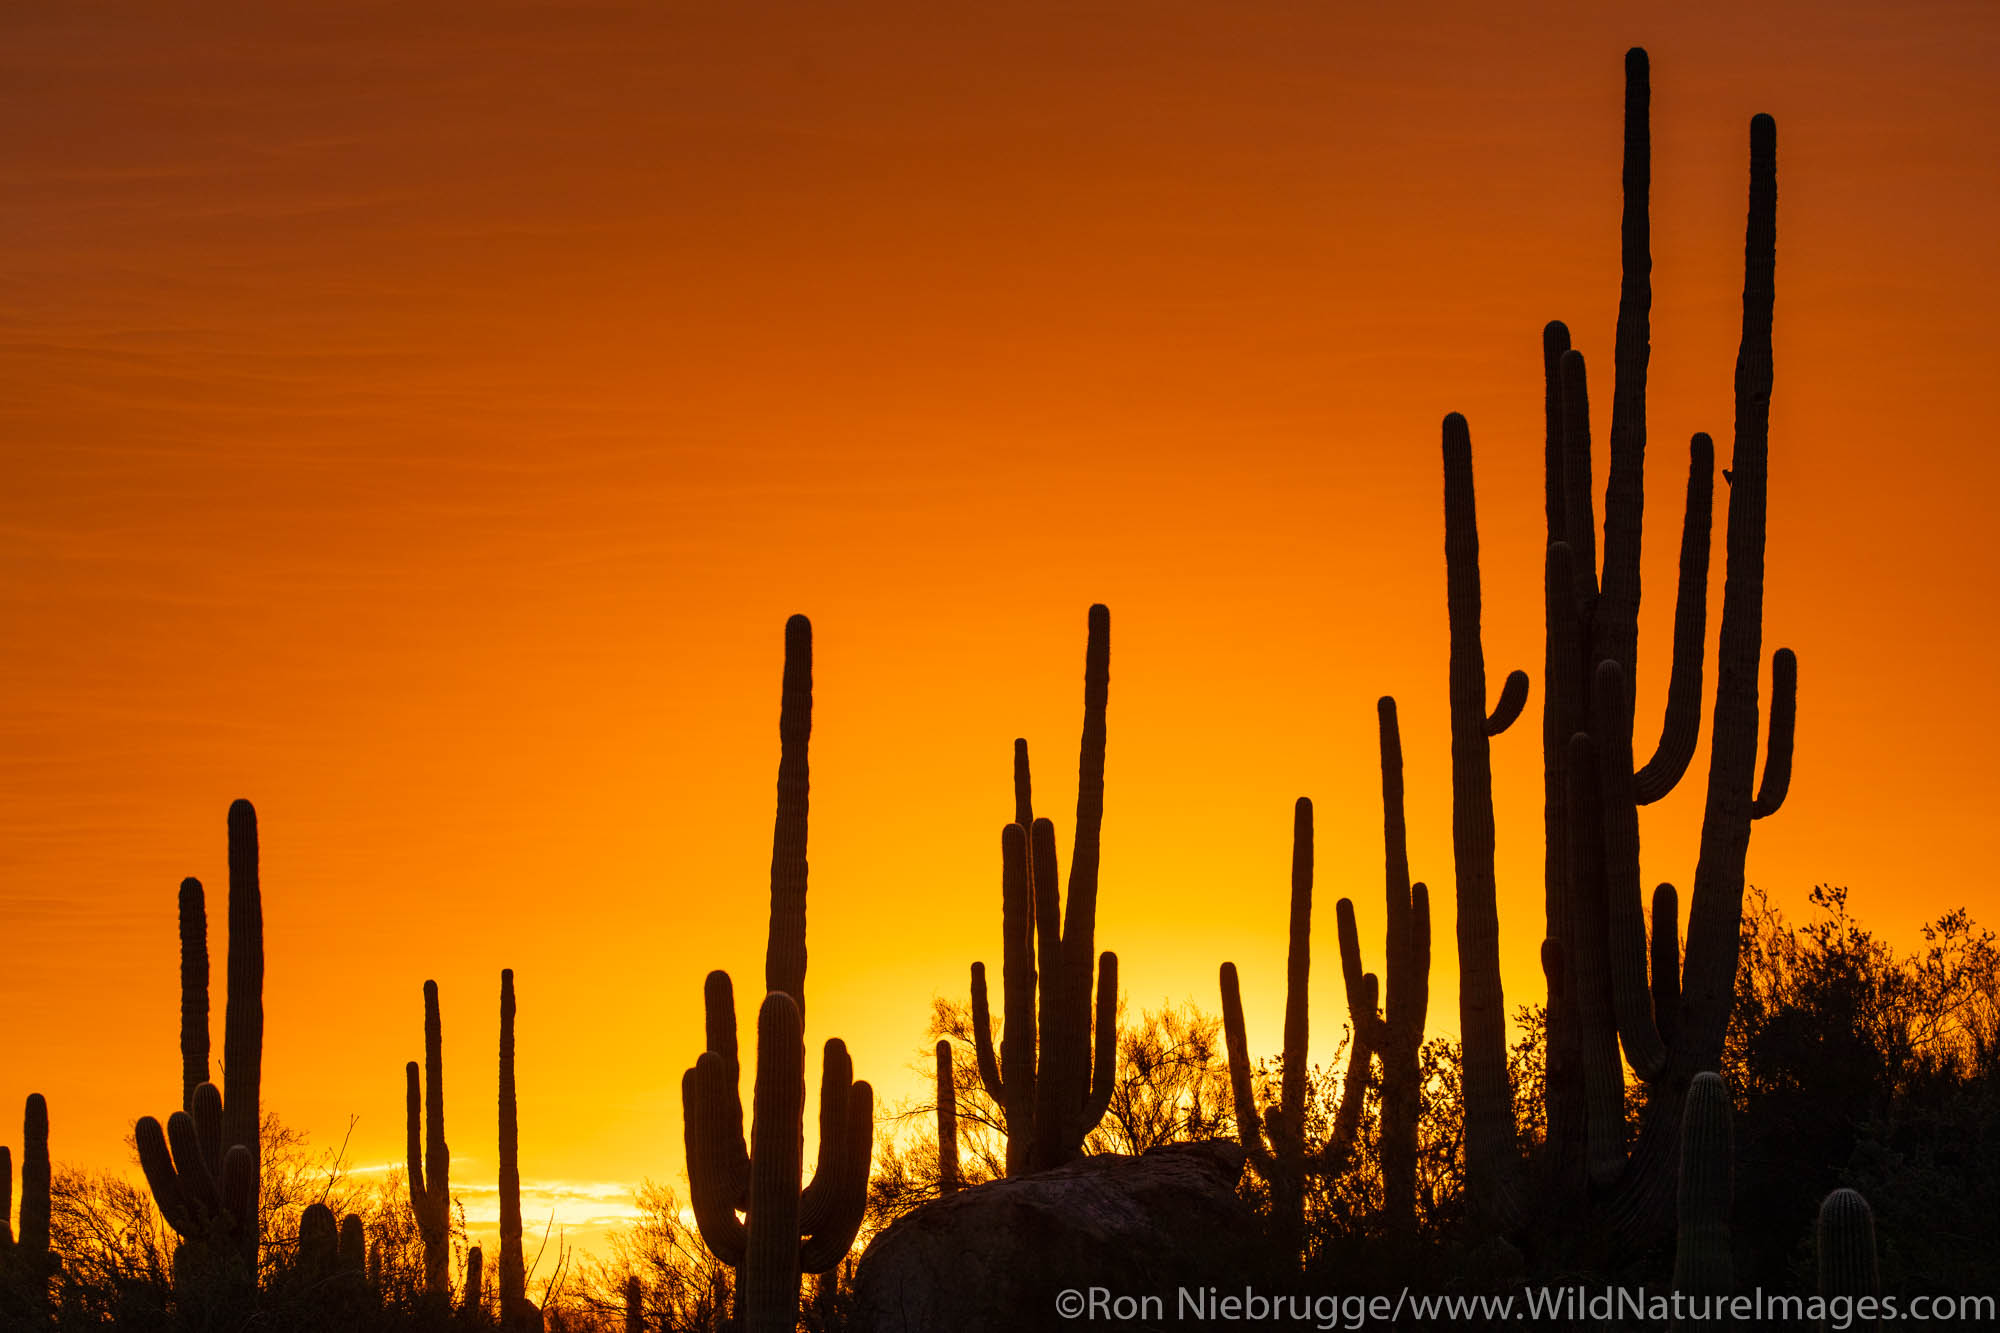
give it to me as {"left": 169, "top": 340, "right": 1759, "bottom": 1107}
{"left": 742, "top": 993, "right": 806, "bottom": 1333}
{"left": 682, "top": 1057, "right": 747, "bottom": 1267}
{"left": 799, "top": 1080, "right": 873, "bottom": 1274}
{"left": 339, "top": 1213, "right": 364, "bottom": 1270}
{"left": 1750, "top": 648, "right": 1797, "bottom": 819}
{"left": 700, "top": 970, "right": 749, "bottom": 1204}
{"left": 191, "top": 1081, "right": 223, "bottom": 1178}
{"left": 768, "top": 615, "right": 812, "bottom": 1022}
{"left": 1409, "top": 883, "right": 1432, "bottom": 1036}
{"left": 136, "top": 1117, "right": 193, "bottom": 1236}
{"left": 1595, "top": 46, "right": 1653, "bottom": 700}
{"left": 1651, "top": 884, "right": 1682, "bottom": 1050}
{"left": 1376, "top": 705, "right": 1412, "bottom": 1034}
{"left": 1080, "top": 951, "right": 1119, "bottom": 1133}
{"left": 1060, "top": 604, "right": 1110, "bottom": 994}
{"left": 1327, "top": 975, "right": 1374, "bottom": 1164}
{"left": 1633, "top": 435, "right": 1715, "bottom": 804}
{"left": 1442, "top": 412, "right": 1523, "bottom": 1229}
{"left": 404, "top": 1061, "right": 426, "bottom": 1218}
{"left": 178, "top": 878, "right": 209, "bottom": 1113}
{"left": 1217, "top": 963, "right": 1271, "bottom": 1171}
{"left": 1543, "top": 320, "right": 1573, "bottom": 543}
{"left": 167, "top": 1111, "right": 223, "bottom": 1223}
{"left": 1593, "top": 660, "right": 1669, "bottom": 1081}
{"left": 798, "top": 1040, "right": 854, "bottom": 1233}
{"left": 1013, "top": 737, "right": 1033, "bottom": 827}
{"left": 969, "top": 963, "right": 1004, "bottom": 1105}
{"left": 936, "top": 1040, "right": 960, "bottom": 1198}
{"left": 1335, "top": 901, "right": 1389, "bottom": 1051}
{"left": 300, "top": 1200, "right": 338, "bottom": 1272}
{"left": 0, "top": 1144, "right": 11, "bottom": 1250}
{"left": 219, "top": 1144, "right": 255, "bottom": 1238}
{"left": 1671, "top": 1071, "right": 1733, "bottom": 1300}
{"left": 1485, "top": 671, "right": 1531, "bottom": 737}
{"left": 17, "top": 1095, "right": 49, "bottom": 1257}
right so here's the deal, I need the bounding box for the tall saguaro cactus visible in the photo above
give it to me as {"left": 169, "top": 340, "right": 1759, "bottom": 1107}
{"left": 1219, "top": 798, "right": 1319, "bottom": 1264}
{"left": 682, "top": 616, "right": 874, "bottom": 1333}
{"left": 1336, "top": 699, "right": 1434, "bottom": 1237}
{"left": 935, "top": 1040, "right": 961, "bottom": 1198}
{"left": 498, "top": 969, "right": 540, "bottom": 1330}
{"left": 1446, "top": 50, "right": 1798, "bottom": 1253}
{"left": 407, "top": 979, "right": 451, "bottom": 1297}
{"left": 135, "top": 799, "right": 265, "bottom": 1272}
{"left": 970, "top": 604, "right": 1121, "bottom": 1175}
{"left": 1671, "top": 1072, "right": 1734, "bottom": 1307}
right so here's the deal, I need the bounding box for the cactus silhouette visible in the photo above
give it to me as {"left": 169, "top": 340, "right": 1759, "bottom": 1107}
{"left": 1670, "top": 1072, "right": 1734, "bottom": 1308}
{"left": 1816, "top": 1189, "right": 1879, "bottom": 1330}
{"left": 935, "top": 1039, "right": 960, "bottom": 1197}
{"left": 1219, "top": 798, "right": 1320, "bottom": 1265}
{"left": 407, "top": 979, "right": 451, "bottom": 1297}
{"left": 498, "top": 969, "right": 541, "bottom": 1330}
{"left": 464, "top": 1244, "right": 484, "bottom": 1319}
{"left": 970, "top": 605, "right": 1120, "bottom": 1175}
{"left": 135, "top": 799, "right": 264, "bottom": 1273}
{"left": 0, "top": 1093, "right": 54, "bottom": 1293}
{"left": 1448, "top": 50, "right": 1797, "bottom": 1252}
{"left": 681, "top": 616, "right": 874, "bottom": 1333}
{"left": 1335, "top": 699, "right": 1433, "bottom": 1237}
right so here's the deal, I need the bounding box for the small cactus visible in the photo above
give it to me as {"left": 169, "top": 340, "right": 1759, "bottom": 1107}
{"left": 1817, "top": 1189, "right": 1880, "bottom": 1331}
{"left": 935, "top": 1039, "right": 960, "bottom": 1198}
{"left": 465, "top": 1243, "right": 485, "bottom": 1317}
{"left": 1671, "top": 1072, "right": 1733, "bottom": 1305}
{"left": 624, "top": 1274, "right": 644, "bottom": 1333}
{"left": 408, "top": 979, "right": 452, "bottom": 1297}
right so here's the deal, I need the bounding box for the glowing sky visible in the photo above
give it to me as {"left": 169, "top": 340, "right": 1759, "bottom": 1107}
{"left": 2, "top": 0, "right": 1995, "bottom": 1263}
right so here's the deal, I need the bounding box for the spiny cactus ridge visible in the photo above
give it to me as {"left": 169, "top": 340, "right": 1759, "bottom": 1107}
{"left": 135, "top": 799, "right": 264, "bottom": 1273}
{"left": 1671, "top": 1072, "right": 1734, "bottom": 1303}
{"left": 682, "top": 616, "right": 873, "bottom": 1333}
{"left": 1448, "top": 49, "right": 1797, "bottom": 1251}
{"left": 971, "top": 604, "right": 1120, "bottom": 1175}
{"left": 407, "top": 979, "right": 451, "bottom": 1297}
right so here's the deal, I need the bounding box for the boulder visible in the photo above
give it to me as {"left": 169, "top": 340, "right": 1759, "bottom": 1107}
{"left": 851, "top": 1141, "right": 1268, "bottom": 1333}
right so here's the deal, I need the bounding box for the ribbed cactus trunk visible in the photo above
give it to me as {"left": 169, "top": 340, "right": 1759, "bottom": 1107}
{"left": 682, "top": 616, "right": 874, "bottom": 1328}
{"left": 935, "top": 1040, "right": 960, "bottom": 1197}
{"left": 1816, "top": 1189, "right": 1879, "bottom": 1331}
{"left": 408, "top": 979, "right": 451, "bottom": 1298}
{"left": 971, "top": 606, "right": 1120, "bottom": 1175}
{"left": 1671, "top": 1072, "right": 1733, "bottom": 1316}
{"left": 1443, "top": 411, "right": 1533, "bottom": 1231}
{"left": 1337, "top": 700, "right": 1433, "bottom": 1238}
{"left": 0, "top": 1094, "right": 51, "bottom": 1268}
{"left": 178, "top": 879, "right": 208, "bottom": 1113}
{"left": 222, "top": 799, "right": 263, "bottom": 1263}
{"left": 499, "top": 969, "right": 537, "bottom": 1329}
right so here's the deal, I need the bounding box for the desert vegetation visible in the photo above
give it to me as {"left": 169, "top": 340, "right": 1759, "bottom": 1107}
{"left": 4, "top": 44, "right": 1986, "bottom": 1333}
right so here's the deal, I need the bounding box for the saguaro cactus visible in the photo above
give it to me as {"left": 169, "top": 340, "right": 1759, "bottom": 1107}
{"left": 1219, "top": 798, "right": 1320, "bottom": 1264}
{"left": 935, "top": 1040, "right": 960, "bottom": 1198}
{"left": 1670, "top": 1072, "right": 1734, "bottom": 1305}
{"left": 465, "top": 1244, "right": 485, "bottom": 1318}
{"left": 1816, "top": 1189, "right": 1879, "bottom": 1331}
{"left": 624, "top": 1275, "right": 644, "bottom": 1333}
{"left": 0, "top": 1094, "right": 53, "bottom": 1272}
{"left": 498, "top": 969, "right": 541, "bottom": 1330}
{"left": 1336, "top": 699, "right": 1433, "bottom": 1237}
{"left": 408, "top": 979, "right": 451, "bottom": 1297}
{"left": 681, "top": 616, "right": 874, "bottom": 1333}
{"left": 135, "top": 799, "right": 264, "bottom": 1272}
{"left": 1447, "top": 51, "right": 1796, "bottom": 1252}
{"left": 970, "top": 604, "right": 1121, "bottom": 1175}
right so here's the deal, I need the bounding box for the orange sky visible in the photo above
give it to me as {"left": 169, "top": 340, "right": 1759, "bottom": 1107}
{"left": 2, "top": 0, "right": 1995, "bottom": 1263}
